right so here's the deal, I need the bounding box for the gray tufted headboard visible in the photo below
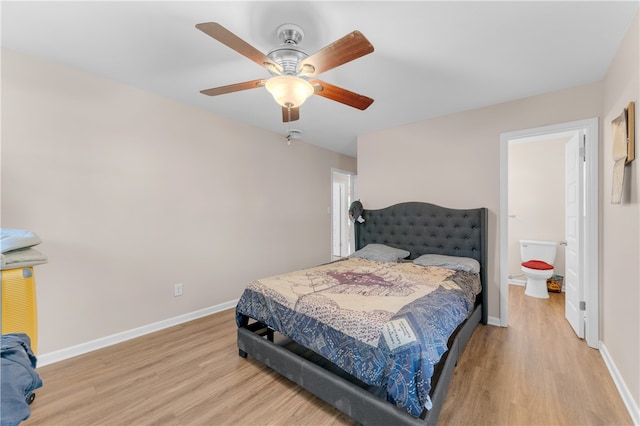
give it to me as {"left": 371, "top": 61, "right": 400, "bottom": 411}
{"left": 354, "top": 201, "right": 488, "bottom": 324}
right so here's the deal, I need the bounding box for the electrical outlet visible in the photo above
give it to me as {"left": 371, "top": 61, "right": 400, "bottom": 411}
{"left": 174, "top": 283, "right": 183, "bottom": 297}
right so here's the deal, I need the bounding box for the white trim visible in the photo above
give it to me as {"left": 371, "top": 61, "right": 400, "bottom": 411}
{"left": 583, "top": 119, "right": 600, "bottom": 349}
{"left": 330, "top": 168, "right": 357, "bottom": 261}
{"left": 499, "top": 131, "right": 509, "bottom": 327}
{"left": 487, "top": 316, "right": 502, "bottom": 327}
{"left": 499, "top": 118, "right": 599, "bottom": 348}
{"left": 37, "top": 299, "right": 238, "bottom": 367}
{"left": 600, "top": 342, "right": 640, "bottom": 425}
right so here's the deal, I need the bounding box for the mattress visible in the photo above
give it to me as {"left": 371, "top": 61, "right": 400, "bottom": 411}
{"left": 236, "top": 257, "right": 481, "bottom": 417}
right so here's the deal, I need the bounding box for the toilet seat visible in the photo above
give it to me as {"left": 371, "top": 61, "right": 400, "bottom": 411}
{"left": 521, "top": 259, "right": 553, "bottom": 270}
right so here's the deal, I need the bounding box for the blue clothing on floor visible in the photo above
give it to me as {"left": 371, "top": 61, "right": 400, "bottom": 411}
{"left": 1, "top": 333, "right": 43, "bottom": 426}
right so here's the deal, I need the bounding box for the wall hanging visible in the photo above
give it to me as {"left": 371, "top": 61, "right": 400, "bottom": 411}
{"left": 611, "top": 101, "right": 635, "bottom": 204}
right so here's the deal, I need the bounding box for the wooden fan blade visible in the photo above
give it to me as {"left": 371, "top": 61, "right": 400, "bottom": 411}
{"left": 311, "top": 80, "right": 374, "bottom": 110}
{"left": 300, "top": 31, "right": 373, "bottom": 77}
{"left": 196, "top": 22, "right": 282, "bottom": 74}
{"left": 200, "top": 79, "right": 266, "bottom": 96}
{"left": 282, "top": 106, "right": 300, "bottom": 122}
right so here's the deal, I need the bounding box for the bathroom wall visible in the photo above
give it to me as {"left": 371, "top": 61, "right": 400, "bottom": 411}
{"left": 508, "top": 137, "right": 568, "bottom": 282}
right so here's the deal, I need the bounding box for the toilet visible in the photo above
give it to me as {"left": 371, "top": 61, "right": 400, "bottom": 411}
{"left": 520, "top": 240, "right": 557, "bottom": 299}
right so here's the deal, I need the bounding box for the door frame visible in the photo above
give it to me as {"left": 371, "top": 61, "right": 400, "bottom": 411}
{"left": 499, "top": 118, "right": 599, "bottom": 348}
{"left": 330, "top": 168, "right": 356, "bottom": 260}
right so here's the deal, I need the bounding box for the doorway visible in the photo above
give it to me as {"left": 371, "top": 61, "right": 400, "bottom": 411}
{"left": 500, "top": 118, "right": 599, "bottom": 348}
{"left": 507, "top": 133, "right": 572, "bottom": 288}
{"left": 331, "top": 169, "right": 356, "bottom": 260}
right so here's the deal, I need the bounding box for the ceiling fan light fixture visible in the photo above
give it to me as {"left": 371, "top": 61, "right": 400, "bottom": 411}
{"left": 265, "top": 75, "right": 314, "bottom": 108}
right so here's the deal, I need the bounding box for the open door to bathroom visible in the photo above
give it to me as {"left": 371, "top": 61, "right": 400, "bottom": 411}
{"left": 501, "top": 118, "right": 599, "bottom": 349}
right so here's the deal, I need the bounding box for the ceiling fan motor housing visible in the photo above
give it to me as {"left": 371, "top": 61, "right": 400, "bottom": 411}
{"left": 276, "top": 23, "right": 304, "bottom": 44}
{"left": 267, "top": 24, "right": 309, "bottom": 76}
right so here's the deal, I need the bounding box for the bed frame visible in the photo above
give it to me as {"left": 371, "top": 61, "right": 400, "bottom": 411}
{"left": 237, "top": 201, "right": 488, "bottom": 425}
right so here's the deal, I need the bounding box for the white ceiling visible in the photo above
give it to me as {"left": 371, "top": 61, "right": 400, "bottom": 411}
{"left": 2, "top": 1, "right": 638, "bottom": 157}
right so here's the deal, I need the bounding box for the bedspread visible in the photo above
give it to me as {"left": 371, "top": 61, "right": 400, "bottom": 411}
{"left": 235, "top": 257, "right": 481, "bottom": 417}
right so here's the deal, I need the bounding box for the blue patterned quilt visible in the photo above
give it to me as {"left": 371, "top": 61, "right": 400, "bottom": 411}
{"left": 235, "top": 257, "right": 481, "bottom": 417}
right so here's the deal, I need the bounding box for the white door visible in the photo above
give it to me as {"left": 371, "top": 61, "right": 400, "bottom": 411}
{"left": 332, "top": 181, "right": 345, "bottom": 257}
{"left": 331, "top": 170, "right": 355, "bottom": 258}
{"left": 565, "top": 132, "right": 584, "bottom": 338}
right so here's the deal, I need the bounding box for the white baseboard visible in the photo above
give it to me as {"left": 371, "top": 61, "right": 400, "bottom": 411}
{"left": 487, "top": 316, "right": 503, "bottom": 326}
{"left": 600, "top": 342, "right": 640, "bottom": 425}
{"left": 509, "top": 279, "right": 526, "bottom": 286}
{"left": 37, "top": 299, "right": 238, "bottom": 367}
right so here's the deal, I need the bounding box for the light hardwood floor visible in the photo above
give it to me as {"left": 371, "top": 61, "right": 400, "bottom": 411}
{"left": 25, "top": 286, "right": 632, "bottom": 425}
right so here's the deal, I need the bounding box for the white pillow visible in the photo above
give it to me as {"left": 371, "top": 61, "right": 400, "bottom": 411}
{"left": 349, "top": 244, "right": 410, "bottom": 262}
{"left": 413, "top": 254, "right": 480, "bottom": 273}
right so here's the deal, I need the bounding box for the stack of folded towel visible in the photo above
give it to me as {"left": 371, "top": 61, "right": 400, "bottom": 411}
{"left": 1, "top": 229, "right": 48, "bottom": 270}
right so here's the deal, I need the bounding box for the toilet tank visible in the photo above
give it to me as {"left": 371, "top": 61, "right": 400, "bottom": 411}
{"left": 520, "top": 240, "right": 557, "bottom": 264}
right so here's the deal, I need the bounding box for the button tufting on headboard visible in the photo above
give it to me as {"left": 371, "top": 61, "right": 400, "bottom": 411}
{"left": 354, "top": 202, "right": 487, "bottom": 265}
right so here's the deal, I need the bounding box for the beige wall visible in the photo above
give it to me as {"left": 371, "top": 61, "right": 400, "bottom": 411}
{"left": 357, "top": 82, "right": 603, "bottom": 320}
{"left": 508, "top": 138, "right": 567, "bottom": 280}
{"left": 1, "top": 48, "right": 356, "bottom": 354}
{"left": 601, "top": 11, "right": 639, "bottom": 412}
{"left": 357, "top": 10, "right": 639, "bottom": 415}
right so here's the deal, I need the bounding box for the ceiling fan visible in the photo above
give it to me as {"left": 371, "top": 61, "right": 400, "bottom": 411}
{"left": 196, "top": 22, "right": 375, "bottom": 122}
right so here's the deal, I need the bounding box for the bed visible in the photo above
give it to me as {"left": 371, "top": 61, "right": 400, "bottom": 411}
{"left": 235, "top": 201, "right": 488, "bottom": 425}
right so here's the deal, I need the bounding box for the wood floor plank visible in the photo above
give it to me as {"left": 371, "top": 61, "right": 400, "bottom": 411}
{"left": 25, "top": 286, "right": 632, "bottom": 425}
